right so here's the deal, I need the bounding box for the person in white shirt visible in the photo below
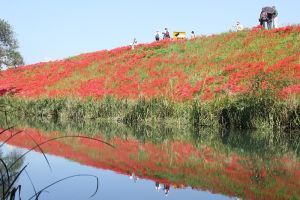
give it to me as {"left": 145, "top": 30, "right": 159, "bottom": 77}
{"left": 131, "top": 37, "right": 137, "bottom": 50}
{"left": 235, "top": 21, "right": 244, "bottom": 31}
{"left": 191, "top": 31, "right": 195, "bottom": 39}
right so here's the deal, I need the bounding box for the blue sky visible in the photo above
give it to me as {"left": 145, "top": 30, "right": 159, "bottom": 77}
{"left": 1, "top": 0, "right": 299, "bottom": 64}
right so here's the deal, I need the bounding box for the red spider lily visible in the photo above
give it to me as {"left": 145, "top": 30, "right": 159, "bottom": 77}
{"left": 279, "top": 84, "right": 300, "bottom": 98}
{"left": 0, "top": 25, "right": 299, "bottom": 102}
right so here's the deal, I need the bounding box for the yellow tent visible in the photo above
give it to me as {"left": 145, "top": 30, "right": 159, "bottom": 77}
{"left": 173, "top": 32, "right": 186, "bottom": 40}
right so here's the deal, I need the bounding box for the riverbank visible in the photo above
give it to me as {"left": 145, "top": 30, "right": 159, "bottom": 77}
{"left": 1, "top": 93, "right": 299, "bottom": 134}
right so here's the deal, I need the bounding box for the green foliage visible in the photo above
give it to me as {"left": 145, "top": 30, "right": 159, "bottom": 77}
{"left": 123, "top": 98, "right": 184, "bottom": 124}
{"left": 0, "top": 19, "right": 24, "bottom": 69}
{"left": 1, "top": 93, "right": 299, "bottom": 136}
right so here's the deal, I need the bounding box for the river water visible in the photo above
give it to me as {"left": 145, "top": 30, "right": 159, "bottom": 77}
{"left": 0, "top": 123, "right": 299, "bottom": 200}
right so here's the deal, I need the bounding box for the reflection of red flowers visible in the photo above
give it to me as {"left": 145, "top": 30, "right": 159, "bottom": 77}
{"left": 0, "top": 127, "right": 299, "bottom": 200}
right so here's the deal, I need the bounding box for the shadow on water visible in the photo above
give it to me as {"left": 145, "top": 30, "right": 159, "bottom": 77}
{"left": 0, "top": 111, "right": 299, "bottom": 199}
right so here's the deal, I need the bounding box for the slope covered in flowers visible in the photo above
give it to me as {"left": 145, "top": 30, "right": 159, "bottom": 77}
{"left": 0, "top": 26, "right": 299, "bottom": 101}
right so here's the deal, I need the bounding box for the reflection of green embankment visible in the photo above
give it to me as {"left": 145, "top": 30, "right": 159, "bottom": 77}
{"left": 0, "top": 118, "right": 299, "bottom": 200}
{"left": 1, "top": 113, "right": 299, "bottom": 157}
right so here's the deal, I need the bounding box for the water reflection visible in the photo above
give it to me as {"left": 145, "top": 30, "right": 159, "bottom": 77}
{"left": 164, "top": 184, "right": 170, "bottom": 196}
{"left": 1, "top": 143, "right": 234, "bottom": 200}
{"left": 0, "top": 118, "right": 299, "bottom": 199}
{"left": 130, "top": 172, "right": 138, "bottom": 183}
{"left": 155, "top": 182, "right": 161, "bottom": 190}
{"left": 155, "top": 182, "right": 171, "bottom": 196}
{"left": 0, "top": 146, "right": 24, "bottom": 200}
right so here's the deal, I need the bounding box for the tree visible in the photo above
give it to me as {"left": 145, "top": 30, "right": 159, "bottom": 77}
{"left": 0, "top": 18, "right": 24, "bottom": 69}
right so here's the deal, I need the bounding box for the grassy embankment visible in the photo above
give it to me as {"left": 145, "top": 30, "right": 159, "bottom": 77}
{"left": 0, "top": 26, "right": 299, "bottom": 133}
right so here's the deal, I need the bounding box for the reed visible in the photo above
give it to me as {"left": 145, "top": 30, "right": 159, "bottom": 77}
{"left": 0, "top": 93, "right": 299, "bottom": 136}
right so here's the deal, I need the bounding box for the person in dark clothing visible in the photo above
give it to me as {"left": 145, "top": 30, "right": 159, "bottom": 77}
{"left": 155, "top": 182, "right": 161, "bottom": 190}
{"left": 155, "top": 31, "right": 161, "bottom": 41}
{"left": 162, "top": 27, "right": 170, "bottom": 39}
{"left": 259, "top": 9, "right": 268, "bottom": 29}
{"left": 163, "top": 184, "right": 170, "bottom": 196}
{"left": 259, "top": 6, "right": 278, "bottom": 30}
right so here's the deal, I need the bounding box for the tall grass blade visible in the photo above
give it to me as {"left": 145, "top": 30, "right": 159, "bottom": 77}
{"left": 0, "top": 131, "right": 23, "bottom": 148}
{"left": 24, "top": 170, "right": 37, "bottom": 199}
{"left": 0, "top": 127, "right": 15, "bottom": 136}
{"left": 28, "top": 174, "right": 99, "bottom": 200}
{"left": 0, "top": 158, "right": 10, "bottom": 189}
{"left": 4, "top": 164, "right": 28, "bottom": 200}
{"left": 23, "top": 132, "right": 52, "bottom": 171}
{"left": 8, "top": 135, "right": 114, "bottom": 171}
